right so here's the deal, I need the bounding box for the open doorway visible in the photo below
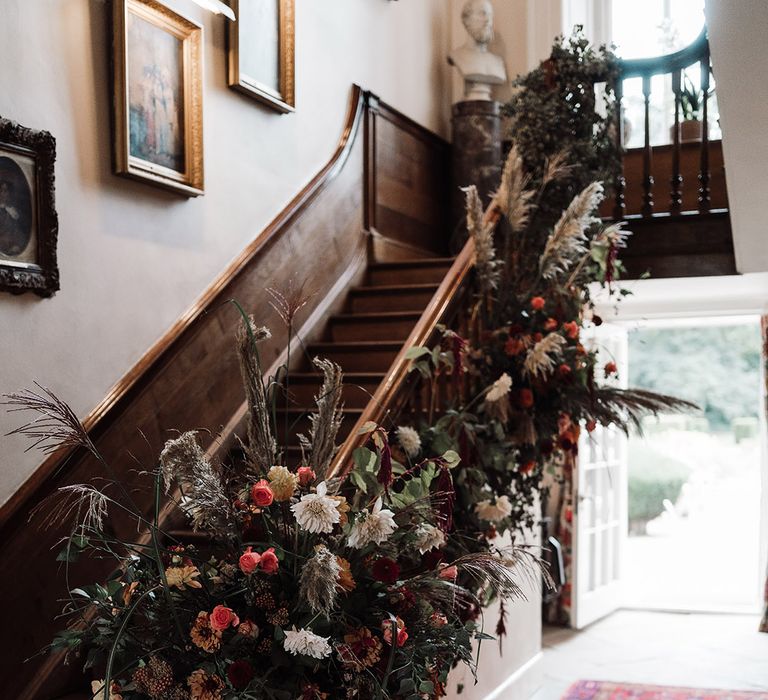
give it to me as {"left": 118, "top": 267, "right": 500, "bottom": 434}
{"left": 624, "top": 316, "right": 765, "bottom": 613}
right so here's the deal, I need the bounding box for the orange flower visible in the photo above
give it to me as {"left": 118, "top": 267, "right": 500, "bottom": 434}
{"left": 562, "top": 321, "right": 579, "bottom": 340}
{"left": 190, "top": 612, "right": 222, "bottom": 653}
{"left": 188, "top": 669, "right": 225, "bottom": 700}
{"left": 544, "top": 317, "right": 558, "bottom": 331}
{"left": 531, "top": 296, "right": 546, "bottom": 311}
{"left": 332, "top": 495, "right": 350, "bottom": 526}
{"left": 336, "top": 556, "right": 356, "bottom": 592}
{"left": 341, "top": 627, "right": 382, "bottom": 670}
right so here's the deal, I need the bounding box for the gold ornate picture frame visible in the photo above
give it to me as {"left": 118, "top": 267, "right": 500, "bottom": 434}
{"left": 228, "top": 0, "right": 295, "bottom": 113}
{"left": 112, "top": 0, "right": 204, "bottom": 197}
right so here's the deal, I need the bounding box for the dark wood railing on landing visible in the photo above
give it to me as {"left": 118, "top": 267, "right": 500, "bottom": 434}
{"left": 605, "top": 27, "right": 736, "bottom": 278}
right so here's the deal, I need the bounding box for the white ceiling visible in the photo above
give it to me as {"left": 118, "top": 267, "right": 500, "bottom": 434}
{"left": 705, "top": 0, "right": 768, "bottom": 274}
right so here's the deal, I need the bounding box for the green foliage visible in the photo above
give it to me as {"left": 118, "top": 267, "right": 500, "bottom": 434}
{"left": 628, "top": 323, "right": 761, "bottom": 431}
{"left": 501, "top": 26, "right": 620, "bottom": 242}
{"left": 628, "top": 439, "right": 692, "bottom": 523}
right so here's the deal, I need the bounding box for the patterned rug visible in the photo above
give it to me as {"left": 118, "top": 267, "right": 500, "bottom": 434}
{"left": 563, "top": 681, "right": 768, "bottom": 700}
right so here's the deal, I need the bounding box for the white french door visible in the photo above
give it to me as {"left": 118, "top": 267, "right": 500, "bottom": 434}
{"left": 572, "top": 323, "right": 629, "bottom": 629}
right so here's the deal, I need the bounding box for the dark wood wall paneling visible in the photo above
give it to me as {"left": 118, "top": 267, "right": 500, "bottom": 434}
{"left": 366, "top": 95, "right": 451, "bottom": 256}
{"left": 0, "top": 86, "right": 451, "bottom": 700}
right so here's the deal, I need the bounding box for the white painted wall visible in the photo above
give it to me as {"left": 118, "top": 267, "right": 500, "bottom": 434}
{"left": 0, "top": 0, "right": 454, "bottom": 506}
{"left": 705, "top": 0, "right": 768, "bottom": 274}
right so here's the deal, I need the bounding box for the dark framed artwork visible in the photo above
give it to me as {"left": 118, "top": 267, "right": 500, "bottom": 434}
{"left": 0, "top": 119, "right": 59, "bottom": 297}
{"left": 113, "top": 0, "right": 204, "bottom": 196}
{"left": 228, "top": 0, "right": 295, "bottom": 113}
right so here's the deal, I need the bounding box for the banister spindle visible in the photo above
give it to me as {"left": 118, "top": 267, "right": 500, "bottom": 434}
{"left": 641, "top": 74, "right": 654, "bottom": 217}
{"left": 612, "top": 76, "right": 626, "bottom": 221}
{"left": 698, "top": 52, "right": 711, "bottom": 212}
{"left": 670, "top": 68, "right": 683, "bottom": 215}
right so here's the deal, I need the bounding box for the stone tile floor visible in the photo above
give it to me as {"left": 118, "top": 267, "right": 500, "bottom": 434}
{"left": 532, "top": 610, "right": 768, "bottom": 700}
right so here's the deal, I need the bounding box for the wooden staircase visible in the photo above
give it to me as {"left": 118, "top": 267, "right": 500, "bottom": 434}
{"left": 277, "top": 258, "right": 452, "bottom": 456}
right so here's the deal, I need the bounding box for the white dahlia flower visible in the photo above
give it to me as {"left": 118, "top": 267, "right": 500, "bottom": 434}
{"left": 475, "top": 495, "right": 513, "bottom": 523}
{"left": 413, "top": 523, "right": 446, "bottom": 554}
{"left": 291, "top": 481, "right": 340, "bottom": 534}
{"left": 347, "top": 497, "right": 397, "bottom": 549}
{"left": 283, "top": 627, "right": 332, "bottom": 659}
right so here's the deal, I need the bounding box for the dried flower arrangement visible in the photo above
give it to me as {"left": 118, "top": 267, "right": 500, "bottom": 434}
{"left": 5, "top": 303, "right": 543, "bottom": 700}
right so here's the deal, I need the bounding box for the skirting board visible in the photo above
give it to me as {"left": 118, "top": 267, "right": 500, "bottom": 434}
{"left": 484, "top": 651, "right": 544, "bottom": 700}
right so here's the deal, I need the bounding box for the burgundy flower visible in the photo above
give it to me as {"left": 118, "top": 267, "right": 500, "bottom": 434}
{"left": 227, "top": 660, "right": 255, "bottom": 690}
{"left": 372, "top": 557, "right": 401, "bottom": 584}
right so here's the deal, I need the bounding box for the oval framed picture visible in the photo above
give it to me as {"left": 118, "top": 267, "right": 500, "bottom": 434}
{"left": 0, "top": 119, "right": 59, "bottom": 297}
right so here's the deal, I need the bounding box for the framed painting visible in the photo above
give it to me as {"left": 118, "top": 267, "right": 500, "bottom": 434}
{"left": 0, "top": 119, "right": 59, "bottom": 298}
{"left": 113, "top": 0, "right": 204, "bottom": 196}
{"left": 228, "top": 0, "right": 295, "bottom": 113}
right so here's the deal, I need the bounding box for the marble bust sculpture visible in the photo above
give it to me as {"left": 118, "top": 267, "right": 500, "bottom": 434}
{"left": 448, "top": 0, "right": 507, "bottom": 101}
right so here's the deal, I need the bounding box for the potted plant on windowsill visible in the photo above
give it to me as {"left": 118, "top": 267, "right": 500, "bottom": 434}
{"left": 671, "top": 73, "right": 709, "bottom": 143}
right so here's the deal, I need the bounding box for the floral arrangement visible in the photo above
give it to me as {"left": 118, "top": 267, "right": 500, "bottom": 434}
{"left": 7, "top": 310, "right": 542, "bottom": 700}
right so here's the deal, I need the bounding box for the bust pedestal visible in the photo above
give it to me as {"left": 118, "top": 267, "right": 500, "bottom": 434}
{"left": 450, "top": 100, "right": 502, "bottom": 251}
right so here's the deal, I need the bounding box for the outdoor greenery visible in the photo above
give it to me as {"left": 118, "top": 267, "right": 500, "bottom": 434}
{"left": 628, "top": 323, "right": 762, "bottom": 432}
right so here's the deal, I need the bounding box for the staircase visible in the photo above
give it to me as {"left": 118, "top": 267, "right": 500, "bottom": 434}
{"left": 278, "top": 258, "right": 452, "bottom": 457}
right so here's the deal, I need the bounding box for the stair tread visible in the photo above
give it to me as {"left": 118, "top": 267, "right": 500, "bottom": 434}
{"left": 332, "top": 310, "right": 423, "bottom": 321}
{"left": 308, "top": 340, "right": 404, "bottom": 350}
{"left": 350, "top": 283, "right": 440, "bottom": 294}
{"left": 288, "top": 372, "right": 387, "bottom": 380}
{"left": 277, "top": 407, "right": 364, "bottom": 415}
{"left": 368, "top": 257, "right": 453, "bottom": 269}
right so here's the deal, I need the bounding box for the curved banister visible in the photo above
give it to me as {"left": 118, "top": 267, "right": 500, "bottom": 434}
{"left": 619, "top": 26, "right": 708, "bottom": 78}
{"left": 329, "top": 237, "right": 476, "bottom": 478}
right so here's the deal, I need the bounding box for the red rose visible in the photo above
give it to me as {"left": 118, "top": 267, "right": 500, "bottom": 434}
{"left": 544, "top": 317, "right": 558, "bottom": 331}
{"left": 210, "top": 604, "right": 240, "bottom": 631}
{"left": 531, "top": 296, "right": 546, "bottom": 311}
{"left": 586, "top": 419, "right": 597, "bottom": 433}
{"left": 518, "top": 388, "right": 534, "bottom": 409}
{"left": 558, "top": 363, "right": 572, "bottom": 377}
{"left": 604, "top": 361, "right": 618, "bottom": 377}
{"left": 382, "top": 616, "right": 409, "bottom": 647}
{"left": 250, "top": 479, "right": 274, "bottom": 507}
{"left": 239, "top": 546, "right": 261, "bottom": 575}
{"left": 227, "top": 660, "right": 255, "bottom": 690}
{"left": 297, "top": 466, "right": 316, "bottom": 487}
{"left": 372, "top": 557, "right": 400, "bottom": 584}
{"left": 533, "top": 332, "right": 543, "bottom": 342}
{"left": 259, "top": 547, "right": 279, "bottom": 575}
{"left": 562, "top": 321, "right": 579, "bottom": 340}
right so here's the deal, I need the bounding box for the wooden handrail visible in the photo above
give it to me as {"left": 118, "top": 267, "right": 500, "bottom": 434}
{"left": 619, "top": 26, "right": 708, "bottom": 78}
{"left": 329, "top": 237, "right": 476, "bottom": 477}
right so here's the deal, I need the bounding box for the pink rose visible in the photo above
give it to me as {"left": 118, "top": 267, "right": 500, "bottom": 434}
{"left": 209, "top": 605, "right": 240, "bottom": 632}
{"left": 297, "top": 466, "right": 316, "bottom": 487}
{"left": 562, "top": 321, "right": 579, "bottom": 340}
{"left": 259, "top": 547, "right": 279, "bottom": 575}
{"left": 438, "top": 564, "right": 458, "bottom": 581}
{"left": 239, "top": 546, "right": 261, "bottom": 575}
{"left": 250, "top": 479, "right": 274, "bottom": 507}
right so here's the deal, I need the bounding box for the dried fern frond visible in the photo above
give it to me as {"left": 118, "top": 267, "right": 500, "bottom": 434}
{"left": 308, "top": 357, "right": 344, "bottom": 480}
{"left": 539, "top": 181, "right": 604, "bottom": 280}
{"left": 463, "top": 185, "right": 501, "bottom": 293}
{"left": 495, "top": 146, "right": 534, "bottom": 233}
{"left": 33, "top": 484, "right": 110, "bottom": 532}
{"left": 523, "top": 333, "right": 567, "bottom": 379}
{"left": 588, "top": 387, "right": 699, "bottom": 435}
{"left": 159, "top": 432, "right": 232, "bottom": 531}
{"left": 236, "top": 317, "right": 276, "bottom": 471}
{"left": 3, "top": 384, "right": 96, "bottom": 457}
{"left": 299, "top": 544, "right": 340, "bottom": 615}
